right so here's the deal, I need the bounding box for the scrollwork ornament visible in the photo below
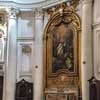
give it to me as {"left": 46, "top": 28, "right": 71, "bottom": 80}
{"left": 46, "top": 0, "right": 80, "bottom": 16}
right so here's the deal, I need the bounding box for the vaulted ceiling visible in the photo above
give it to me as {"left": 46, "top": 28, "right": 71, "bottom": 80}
{"left": 0, "top": 0, "right": 53, "bottom": 4}
{"left": 13, "top": 0, "right": 46, "bottom": 3}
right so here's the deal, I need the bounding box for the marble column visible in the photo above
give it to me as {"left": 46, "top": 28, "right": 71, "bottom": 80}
{"left": 82, "top": 0, "right": 93, "bottom": 100}
{"left": 6, "top": 8, "right": 18, "bottom": 100}
{"left": 33, "top": 9, "right": 43, "bottom": 100}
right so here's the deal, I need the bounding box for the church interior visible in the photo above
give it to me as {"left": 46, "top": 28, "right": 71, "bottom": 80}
{"left": 0, "top": 0, "right": 99, "bottom": 100}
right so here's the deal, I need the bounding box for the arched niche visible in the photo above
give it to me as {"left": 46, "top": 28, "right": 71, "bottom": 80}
{"left": 43, "top": 6, "right": 81, "bottom": 90}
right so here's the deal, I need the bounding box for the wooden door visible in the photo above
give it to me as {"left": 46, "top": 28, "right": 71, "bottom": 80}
{"left": 0, "top": 76, "right": 3, "bottom": 100}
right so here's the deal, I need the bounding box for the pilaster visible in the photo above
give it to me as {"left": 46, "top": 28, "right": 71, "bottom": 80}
{"left": 81, "top": 0, "right": 93, "bottom": 100}
{"left": 5, "top": 8, "right": 19, "bottom": 100}
{"left": 33, "top": 8, "right": 44, "bottom": 100}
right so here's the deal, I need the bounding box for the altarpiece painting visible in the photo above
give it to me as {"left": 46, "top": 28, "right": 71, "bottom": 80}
{"left": 52, "top": 23, "right": 74, "bottom": 73}
{"left": 43, "top": 3, "right": 81, "bottom": 100}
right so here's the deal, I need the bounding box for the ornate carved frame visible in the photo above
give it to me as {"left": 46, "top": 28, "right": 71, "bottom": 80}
{"left": 43, "top": 4, "right": 81, "bottom": 89}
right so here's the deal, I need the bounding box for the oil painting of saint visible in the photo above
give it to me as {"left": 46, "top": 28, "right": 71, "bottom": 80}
{"left": 52, "top": 24, "right": 74, "bottom": 73}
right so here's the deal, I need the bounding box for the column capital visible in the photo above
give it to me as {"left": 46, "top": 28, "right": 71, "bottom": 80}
{"left": 33, "top": 8, "right": 44, "bottom": 19}
{"left": 7, "top": 8, "right": 20, "bottom": 19}
{"left": 82, "top": 0, "right": 94, "bottom": 5}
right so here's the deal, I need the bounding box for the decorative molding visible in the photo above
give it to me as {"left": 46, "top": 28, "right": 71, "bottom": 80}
{"left": 93, "top": 22, "right": 100, "bottom": 27}
{"left": 44, "top": 1, "right": 80, "bottom": 18}
{"left": 17, "top": 37, "right": 34, "bottom": 41}
{"left": 20, "top": 71, "right": 32, "bottom": 77}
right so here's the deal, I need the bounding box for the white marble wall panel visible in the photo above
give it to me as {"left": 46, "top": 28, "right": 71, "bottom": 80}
{"left": 21, "top": 44, "right": 32, "bottom": 73}
{"left": 17, "top": 41, "right": 33, "bottom": 82}
{"left": 21, "top": 51, "right": 31, "bottom": 72}
{"left": 18, "top": 12, "right": 34, "bottom": 38}
{"left": 94, "top": 28, "right": 100, "bottom": 79}
{"left": 94, "top": 0, "right": 100, "bottom": 23}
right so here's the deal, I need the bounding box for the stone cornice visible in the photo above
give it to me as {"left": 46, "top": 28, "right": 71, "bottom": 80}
{"left": 0, "top": 0, "right": 69, "bottom": 9}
